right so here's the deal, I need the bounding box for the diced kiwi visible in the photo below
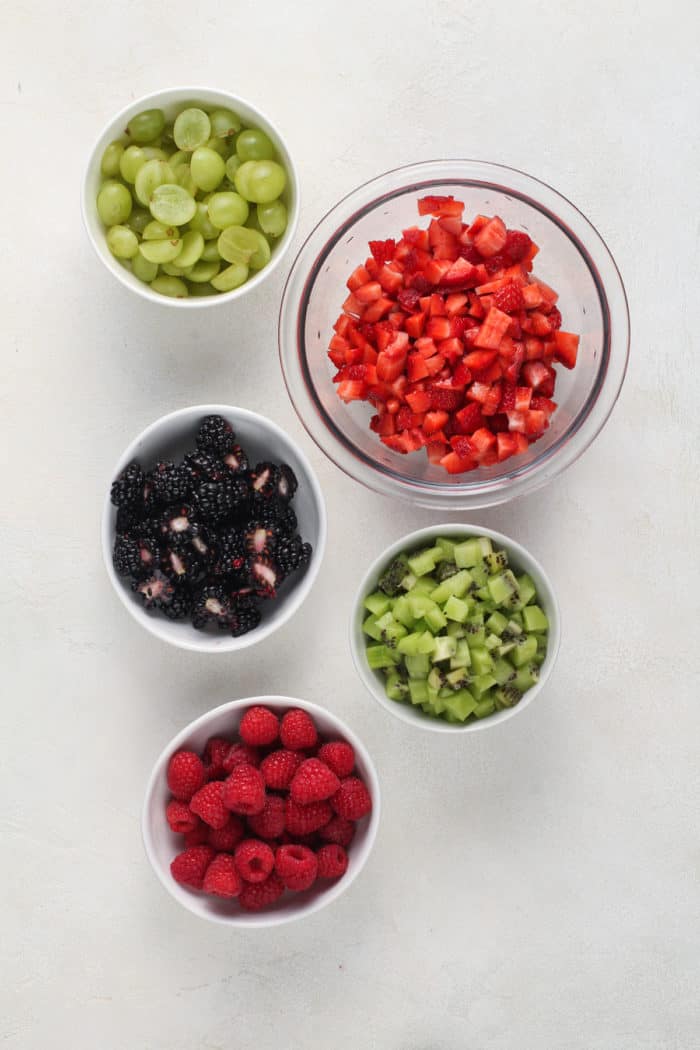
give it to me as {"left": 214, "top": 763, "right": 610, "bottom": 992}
{"left": 510, "top": 634, "right": 538, "bottom": 667}
{"left": 424, "top": 605, "right": 448, "bottom": 633}
{"left": 494, "top": 685, "right": 522, "bottom": 710}
{"left": 444, "top": 595, "right": 470, "bottom": 622}
{"left": 443, "top": 689, "right": 477, "bottom": 721}
{"left": 515, "top": 573, "right": 537, "bottom": 608}
{"left": 473, "top": 697, "right": 496, "bottom": 719}
{"left": 512, "top": 664, "right": 539, "bottom": 691}
{"left": 363, "top": 614, "right": 383, "bottom": 641}
{"left": 493, "top": 657, "right": 517, "bottom": 685}
{"left": 404, "top": 653, "right": 431, "bottom": 678}
{"left": 429, "top": 570, "right": 472, "bottom": 604}
{"left": 471, "top": 673, "right": 498, "bottom": 698}
{"left": 407, "top": 548, "right": 438, "bottom": 577}
{"left": 468, "top": 561, "right": 489, "bottom": 587}
{"left": 487, "top": 569, "right": 520, "bottom": 606}
{"left": 450, "top": 639, "right": 472, "bottom": 669}
{"left": 408, "top": 679, "right": 429, "bottom": 705}
{"left": 364, "top": 591, "right": 392, "bottom": 616}
{"left": 397, "top": 631, "right": 424, "bottom": 656}
{"left": 385, "top": 672, "right": 409, "bottom": 702}
{"left": 407, "top": 594, "right": 438, "bottom": 619}
{"left": 454, "top": 536, "right": 492, "bottom": 568}
{"left": 470, "top": 648, "right": 494, "bottom": 675}
{"left": 522, "top": 605, "right": 549, "bottom": 632}
{"left": 378, "top": 555, "right": 410, "bottom": 596}
{"left": 435, "top": 560, "right": 459, "bottom": 582}
{"left": 432, "top": 635, "right": 457, "bottom": 663}
{"left": 484, "top": 632, "right": 501, "bottom": 652}
{"left": 392, "top": 595, "right": 415, "bottom": 627}
{"left": 366, "top": 644, "right": 399, "bottom": 670}
{"left": 417, "top": 630, "right": 437, "bottom": 655}
{"left": 485, "top": 550, "right": 508, "bottom": 574}
{"left": 436, "top": 537, "right": 456, "bottom": 559}
{"left": 410, "top": 575, "right": 438, "bottom": 596}
{"left": 486, "top": 610, "right": 509, "bottom": 636}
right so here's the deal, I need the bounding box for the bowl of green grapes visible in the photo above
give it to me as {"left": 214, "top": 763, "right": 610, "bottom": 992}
{"left": 82, "top": 87, "right": 298, "bottom": 304}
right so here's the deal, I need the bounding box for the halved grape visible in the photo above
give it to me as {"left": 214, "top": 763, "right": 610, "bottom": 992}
{"left": 127, "top": 108, "right": 165, "bottom": 144}
{"left": 225, "top": 155, "right": 242, "bottom": 181}
{"left": 101, "top": 141, "right": 125, "bottom": 177}
{"left": 106, "top": 225, "right": 139, "bottom": 259}
{"left": 176, "top": 229, "right": 204, "bottom": 267}
{"left": 97, "top": 181, "right": 132, "bottom": 225}
{"left": 135, "top": 159, "right": 175, "bottom": 206}
{"left": 142, "top": 220, "right": 178, "bottom": 241}
{"left": 173, "top": 108, "right": 211, "bottom": 151}
{"left": 234, "top": 160, "right": 286, "bottom": 203}
{"left": 150, "top": 275, "right": 188, "bottom": 297}
{"left": 209, "top": 108, "right": 241, "bottom": 139}
{"left": 132, "top": 253, "right": 158, "bottom": 283}
{"left": 190, "top": 147, "right": 226, "bottom": 192}
{"left": 149, "top": 184, "right": 197, "bottom": 225}
{"left": 217, "top": 225, "right": 269, "bottom": 269}
{"left": 188, "top": 201, "right": 218, "bottom": 240}
{"left": 187, "top": 259, "right": 221, "bottom": 283}
{"left": 142, "top": 146, "right": 169, "bottom": 161}
{"left": 139, "top": 238, "right": 183, "bottom": 263}
{"left": 207, "top": 191, "right": 249, "bottom": 230}
{"left": 211, "top": 261, "right": 249, "bottom": 291}
{"left": 236, "top": 128, "right": 275, "bottom": 161}
{"left": 257, "top": 199, "right": 287, "bottom": 237}
{"left": 161, "top": 262, "right": 193, "bottom": 277}
{"left": 119, "top": 145, "right": 147, "bottom": 183}
{"left": 127, "top": 206, "right": 152, "bottom": 235}
{"left": 169, "top": 149, "right": 188, "bottom": 168}
{"left": 189, "top": 281, "right": 216, "bottom": 297}
{"left": 173, "top": 164, "right": 197, "bottom": 196}
{"left": 201, "top": 239, "right": 220, "bottom": 262}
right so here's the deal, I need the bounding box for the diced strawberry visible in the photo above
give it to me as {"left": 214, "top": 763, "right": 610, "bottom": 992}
{"left": 426, "top": 440, "right": 449, "bottom": 464}
{"left": 404, "top": 312, "right": 426, "bottom": 339}
{"left": 499, "top": 383, "right": 516, "bottom": 412}
{"left": 466, "top": 214, "right": 490, "bottom": 237}
{"left": 422, "top": 410, "right": 450, "bottom": 435}
{"left": 368, "top": 239, "right": 396, "bottom": 265}
{"left": 423, "top": 258, "right": 453, "bottom": 285}
{"left": 506, "top": 410, "right": 526, "bottom": 433}
{"left": 396, "top": 406, "right": 423, "bottom": 431}
{"left": 474, "top": 217, "right": 507, "bottom": 258}
{"left": 468, "top": 427, "right": 497, "bottom": 457}
{"left": 482, "top": 382, "right": 502, "bottom": 416}
{"left": 417, "top": 195, "right": 464, "bottom": 218}
{"left": 493, "top": 282, "right": 524, "bottom": 314}
{"left": 328, "top": 348, "right": 345, "bottom": 368}
{"left": 553, "top": 330, "right": 579, "bottom": 369}
{"left": 529, "top": 311, "right": 553, "bottom": 336}
{"left": 535, "top": 279, "right": 558, "bottom": 304}
{"left": 429, "top": 220, "right": 460, "bottom": 261}
{"left": 375, "top": 413, "right": 396, "bottom": 437}
{"left": 336, "top": 380, "right": 367, "bottom": 402}
{"left": 452, "top": 362, "right": 473, "bottom": 387}
{"left": 405, "top": 390, "right": 432, "bottom": 413}
{"left": 524, "top": 337, "right": 545, "bottom": 361}
{"left": 530, "top": 396, "right": 558, "bottom": 414}
{"left": 496, "top": 432, "right": 518, "bottom": 461}
{"left": 428, "top": 382, "right": 464, "bottom": 411}
{"left": 464, "top": 349, "right": 498, "bottom": 372}
{"left": 436, "top": 257, "right": 482, "bottom": 292}
{"left": 468, "top": 294, "right": 486, "bottom": 319}
{"left": 450, "top": 435, "right": 476, "bottom": 457}
{"left": 362, "top": 297, "right": 394, "bottom": 322}
{"left": 347, "top": 265, "right": 370, "bottom": 292}
{"left": 365, "top": 256, "right": 380, "bottom": 279}
{"left": 377, "top": 350, "right": 407, "bottom": 382}
{"left": 521, "top": 284, "right": 544, "bottom": 309}
{"left": 429, "top": 293, "right": 446, "bottom": 316}
{"left": 377, "top": 265, "right": 403, "bottom": 295}
{"left": 484, "top": 253, "right": 509, "bottom": 274}
{"left": 426, "top": 317, "right": 452, "bottom": 341}
{"left": 444, "top": 293, "right": 468, "bottom": 315}
{"left": 514, "top": 386, "right": 532, "bottom": 412}
{"left": 406, "top": 352, "right": 430, "bottom": 382}
{"left": 473, "top": 307, "right": 511, "bottom": 349}
{"left": 503, "top": 230, "right": 532, "bottom": 263}
{"left": 459, "top": 242, "right": 483, "bottom": 264}
{"left": 423, "top": 353, "right": 446, "bottom": 376}
{"left": 342, "top": 293, "right": 364, "bottom": 318}
{"left": 402, "top": 227, "right": 430, "bottom": 250}
{"left": 522, "top": 360, "right": 555, "bottom": 391}
{"left": 436, "top": 338, "right": 463, "bottom": 365}
{"left": 475, "top": 277, "right": 511, "bottom": 295}
{"left": 547, "top": 306, "right": 562, "bottom": 331}
{"left": 381, "top": 429, "right": 425, "bottom": 454}
{"left": 524, "top": 409, "right": 547, "bottom": 436}
{"left": 437, "top": 215, "right": 464, "bottom": 236}
{"left": 440, "top": 451, "right": 478, "bottom": 474}
{"left": 397, "top": 288, "right": 420, "bottom": 311}
{"left": 415, "top": 337, "right": 438, "bottom": 359}
{"left": 489, "top": 413, "right": 509, "bottom": 433}
{"left": 354, "top": 281, "right": 383, "bottom": 304}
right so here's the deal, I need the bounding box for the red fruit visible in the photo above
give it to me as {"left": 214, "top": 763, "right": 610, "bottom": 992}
{"left": 280, "top": 709, "right": 318, "bottom": 751}
{"left": 522, "top": 360, "right": 555, "bottom": 392}
{"left": 239, "top": 705, "right": 279, "bottom": 748}
{"left": 547, "top": 306, "right": 562, "bottom": 331}
{"left": 207, "top": 815, "right": 245, "bottom": 852}
{"left": 170, "top": 846, "right": 215, "bottom": 890}
{"left": 189, "top": 782, "right": 230, "bottom": 830}
{"left": 259, "top": 748, "right": 303, "bottom": 790}
{"left": 473, "top": 216, "right": 507, "bottom": 258}
{"left": 203, "top": 853, "right": 242, "bottom": 898}
{"left": 290, "top": 758, "right": 341, "bottom": 804}
{"left": 368, "top": 238, "right": 396, "bottom": 265}
{"left": 167, "top": 750, "right": 205, "bottom": 802}
{"left": 275, "top": 844, "right": 318, "bottom": 891}
{"left": 234, "top": 839, "right": 275, "bottom": 883}
{"left": 222, "top": 763, "right": 266, "bottom": 816}
{"left": 473, "top": 306, "right": 511, "bottom": 349}
{"left": 316, "top": 844, "right": 349, "bottom": 880}
{"left": 285, "top": 797, "right": 333, "bottom": 836}
{"left": 248, "top": 795, "right": 286, "bottom": 840}
{"left": 504, "top": 230, "right": 532, "bottom": 262}
{"left": 166, "top": 800, "right": 200, "bottom": 835}
{"left": 454, "top": 402, "right": 485, "bottom": 434}
{"left": 239, "top": 871, "right": 285, "bottom": 912}
{"left": 203, "top": 737, "right": 230, "bottom": 780}
{"left": 417, "top": 195, "right": 464, "bottom": 217}
{"left": 317, "top": 741, "right": 356, "bottom": 779}
{"left": 441, "top": 450, "right": 478, "bottom": 474}
{"left": 222, "top": 742, "right": 260, "bottom": 774}
{"left": 493, "top": 282, "right": 524, "bottom": 314}
{"left": 331, "top": 777, "right": 372, "bottom": 821}
{"left": 553, "top": 330, "right": 579, "bottom": 369}
{"left": 319, "top": 816, "right": 356, "bottom": 848}
{"left": 184, "top": 825, "right": 210, "bottom": 848}
{"left": 428, "top": 382, "right": 463, "bottom": 411}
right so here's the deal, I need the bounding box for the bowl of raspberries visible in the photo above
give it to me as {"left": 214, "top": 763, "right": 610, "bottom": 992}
{"left": 102, "top": 405, "right": 326, "bottom": 651}
{"left": 142, "top": 697, "right": 380, "bottom": 926}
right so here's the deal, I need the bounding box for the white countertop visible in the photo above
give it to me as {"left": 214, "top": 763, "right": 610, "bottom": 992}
{"left": 4, "top": 2, "right": 698, "bottom": 1047}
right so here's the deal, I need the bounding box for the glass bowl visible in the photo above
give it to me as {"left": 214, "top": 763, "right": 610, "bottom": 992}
{"left": 278, "top": 160, "right": 629, "bottom": 509}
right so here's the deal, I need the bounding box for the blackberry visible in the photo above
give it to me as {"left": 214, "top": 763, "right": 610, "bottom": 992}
{"left": 196, "top": 415, "right": 236, "bottom": 455}
{"left": 213, "top": 528, "right": 247, "bottom": 575}
{"left": 150, "top": 460, "right": 191, "bottom": 504}
{"left": 161, "top": 587, "right": 193, "bottom": 621}
{"left": 221, "top": 444, "right": 249, "bottom": 475}
{"left": 248, "top": 555, "right": 281, "bottom": 597}
{"left": 196, "top": 477, "right": 249, "bottom": 523}
{"left": 275, "top": 535, "right": 313, "bottom": 577}
{"left": 192, "top": 584, "right": 232, "bottom": 630}
{"left": 160, "top": 504, "right": 204, "bottom": 545}
{"left": 110, "top": 461, "right": 145, "bottom": 509}
{"left": 249, "top": 461, "right": 280, "bottom": 499}
{"left": 228, "top": 597, "right": 261, "bottom": 637}
{"left": 115, "top": 505, "right": 141, "bottom": 537}
{"left": 244, "top": 522, "right": 277, "bottom": 558}
{"left": 183, "top": 449, "right": 223, "bottom": 485}
{"left": 161, "top": 543, "right": 207, "bottom": 585}
{"left": 113, "top": 535, "right": 142, "bottom": 577}
{"left": 277, "top": 504, "right": 298, "bottom": 537}
{"left": 132, "top": 570, "right": 176, "bottom": 611}
{"left": 276, "top": 465, "right": 298, "bottom": 502}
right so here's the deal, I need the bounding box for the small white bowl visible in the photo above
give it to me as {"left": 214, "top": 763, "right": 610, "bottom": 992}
{"left": 82, "top": 86, "right": 299, "bottom": 307}
{"left": 350, "top": 523, "right": 561, "bottom": 733}
{"left": 102, "top": 404, "right": 326, "bottom": 652}
{"left": 142, "top": 696, "right": 381, "bottom": 927}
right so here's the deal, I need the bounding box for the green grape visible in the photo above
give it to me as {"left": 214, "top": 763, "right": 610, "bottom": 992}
{"left": 127, "top": 206, "right": 151, "bottom": 235}
{"left": 139, "top": 238, "right": 183, "bottom": 263}
{"left": 200, "top": 239, "right": 220, "bottom": 262}
{"left": 217, "top": 225, "right": 269, "bottom": 269}
{"left": 173, "top": 108, "right": 211, "bottom": 151}
{"left": 150, "top": 275, "right": 188, "bottom": 297}
{"left": 225, "top": 155, "right": 242, "bottom": 181}
{"left": 176, "top": 229, "right": 204, "bottom": 267}
{"left": 119, "top": 145, "right": 147, "bottom": 183}
{"left": 168, "top": 150, "right": 188, "bottom": 168}
{"left": 257, "top": 200, "right": 288, "bottom": 238}
{"left": 132, "top": 253, "right": 158, "bottom": 283}
{"left": 209, "top": 108, "right": 241, "bottom": 139}
{"left": 211, "top": 262, "right": 249, "bottom": 291}
{"left": 143, "top": 220, "right": 178, "bottom": 240}
{"left": 149, "top": 184, "right": 196, "bottom": 225}
{"left": 188, "top": 201, "right": 218, "bottom": 240}
{"left": 142, "top": 146, "right": 169, "bottom": 161}
{"left": 97, "top": 181, "right": 132, "bottom": 225}
{"left": 135, "top": 159, "right": 175, "bottom": 206}
{"left": 106, "top": 224, "right": 139, "bottom": 259}
{"left": 127, "top": 108, "right": 166, "bottom": 143}
{"left": 189, "top": 281, "right": 216, "bottom": 297}
{"left": 161, "top": 262, "right": 193, "bottom": 277}
{"left": 173, "top": 164, "right": 197, "bottom": 196}
{"left": 187, "top": 259, "right": 220, "bottom": 283}
{"left": 204, "top": 136, "right": 229, "bottom": 158}
{"left": 207, "top": 191, "right": 249, "bottom": 230}
{"left": 236, "top": 128, "right": 275, "bottom": 161}
{"left": 234, "top": 160, "right": 286, "bottom": 203}
{"left": 101, "top": 141, "right": 125, "bottom": 177}
{"left": 190, "top": 147, "right": 226, "bottom": 192}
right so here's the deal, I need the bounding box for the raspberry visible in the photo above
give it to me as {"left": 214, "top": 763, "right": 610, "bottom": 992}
{"left": 248, "top": 795, "right": 286, "bottom": 840}
{"left": 493, "top": 282, "right": 524, "bottom": 314}
{"left": 504, "top": 230, "right": 532, "bottom": 263}
{"left": 222, "top": 763, "right": 266, "bottom": 815}
{"left": 279, "top": 708, "right": 318, "bottom": 750}
{"left": 203, "top": 853, "right": 242, "bottom": 898}
{"left": 165, "top": 800, "right": 200, "bottom": 835}
{"left": 259, "top": 748, "right": 303, "bottom": 790}
{"left": 290, "top": 758, "right": 340, "bottom": 804}
{"left": 170, "top": 846, "right": 215, "bottom": 889}
{"left": 203, "top": 737, "right": 231, "bottom": 779}
{"left": 184, "top": 824, "right": 210, "bottom": 847}
{"left": 239, "top": 871, "right": 285, "bottom": 912}
{"left": 316, "top": 844, "right": 348, "bottom": 879}
{"left": 167, "top": 750, "right": 205, "bottom": 802}
{"left": 317, "top": 741, "right": 355, "bottom": 779}
{"left": 319, "top": 816, "right": 356, "bottom": 848}
{"left": 275, "top": 844, "right": 318, "bottom": 892}
{"left": 207, "top": 815, "right": 245, "bottom": 852}
{"left": 234, "top": 839, "right": 275, "bottom": 883}
{"left": 189, "top": 782, "right": 230, "bottom": 829}
{"left": 331, "top": 777, "right": 372, "bottom": 821}
{"left": 239, "top": 706, "right": 279, "bottom": 747}
{"left": 284, "top": 797, "right": 332, "bottom": 836}
{"left": 222, "top": 742, "right": 260, "bottom": 774}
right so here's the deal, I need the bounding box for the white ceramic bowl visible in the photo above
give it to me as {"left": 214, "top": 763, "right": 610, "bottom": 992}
{"left": 142, "top": 696, "right": 381, "bottom": 927}
{"left": 102, "top": 405, "right": 326, "bottom": 652}
{"left": 350, "top": 523, "right": 561, "bottom": 733}
{"left": 82, "top": 86, "right": 299, "bottom": 307}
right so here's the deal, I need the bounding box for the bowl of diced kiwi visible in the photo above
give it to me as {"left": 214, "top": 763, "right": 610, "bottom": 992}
{"left": 82, "top": 87, "right": 298, "bottom": 304}
{"left": 350, "top": 524, "right": 560, "bottom": 732}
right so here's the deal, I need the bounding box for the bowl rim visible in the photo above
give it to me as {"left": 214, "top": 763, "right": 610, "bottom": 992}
{"left": 141, "top": 695, "right": 382, "bottom": 927}
{"left": 101, "top": 404, "right": 327, "bottom": 653}
{"left": 279, "top": 158, "right": 630, "bottom": 509}
{"left": 81, "top": 85, "right": 299, "bottom": 308}
{"left": 349, "top": 522, "right": 561, "bottom": 733}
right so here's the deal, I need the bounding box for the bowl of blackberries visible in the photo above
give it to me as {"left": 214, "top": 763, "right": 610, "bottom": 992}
{"left": 103, "top": 406, "right": 326, "bottom": 651}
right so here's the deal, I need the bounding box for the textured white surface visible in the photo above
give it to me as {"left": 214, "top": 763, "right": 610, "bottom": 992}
{"left": 3, "top": 2, "right": 699, "bottom": 1048}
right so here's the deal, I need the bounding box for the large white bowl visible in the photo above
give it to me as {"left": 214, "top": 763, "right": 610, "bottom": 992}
{"left": 350, "top": 523, "right": 561, "bottom": 733}
{"left": 82, "top": 86, "right": 299, "bottom": 307}
{"left": 102, "top": 405, "right": 326, "bottom": 652}
{"left": 142, "top": 696, "right": 381, "bottom": 927}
